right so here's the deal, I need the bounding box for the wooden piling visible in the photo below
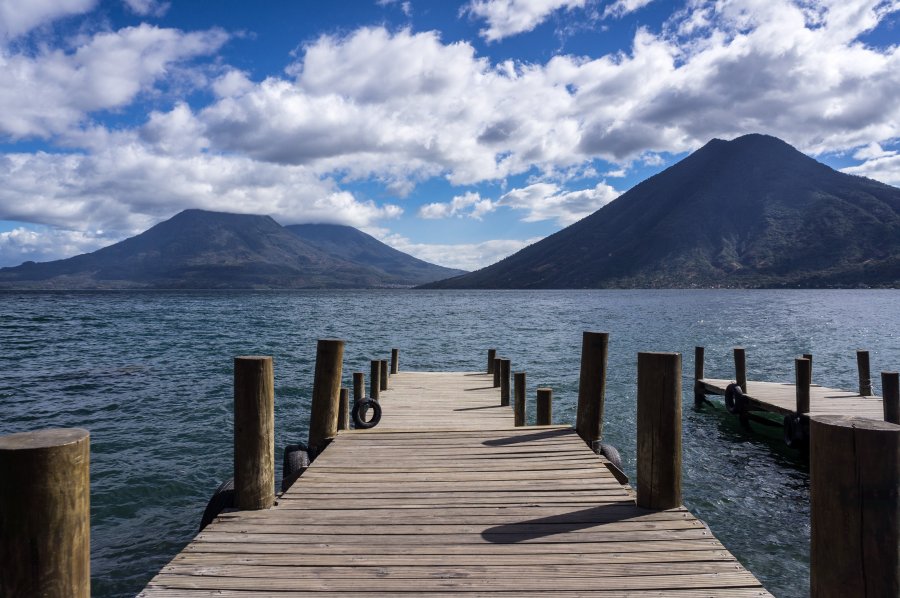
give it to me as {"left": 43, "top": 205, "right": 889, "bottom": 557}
{"left": 796, "top": 358, "right": 811, "bottom": 414}
{"left": 810, "top": 415, "right": 900, "bottom": 597}
{"left": 0, "top": 428, "right": 90, "bottom": 598}
{"left": 803, "top": 353, "right": 813, "bottom": 384}
{"left": 487, "top": 348, "right": 496, "bottom": 374}
{"left": 391, "top": 348, "right": 399, "bottom": 374}
{"left": 576, "top": 331, "right": 609, "bottom": 446}
{"left": 514, "top": 371, "right": 526, "bottom": 427}
{"left": 734, "top": 347, "right": 747, "bottom": 392}
{"left": 500, "top": 358, "right": 511, "bottom": 406}
{"left": 370, "top": 360, "right": 381, "bottom": 402}
{"left": 858, "top": 350, "right": 872, "bottom": 396}
{"left": 353, "top": 372, "right": 364, "bottom": 403}
{"left": 380, "top": 359, "right": 389, "bottom": 391}
{"left": 883, "top": 372, "right": 900, "bottom": 425}
{"left": 536, "top": 388, "right": 552, "bottom": 425}
{"left": 493, "top": 358, "right": 501, "bottom": 387}
{"left": 636, "top": 352, "right": 682, "bottom": 510}
{"left": 693, "top": 346, "right": 705, "bottom": 408}
{"left": 234, "top": 355, "right": 275, "bottom": 510}
{"left": 338, "top": 388, "right": 350, "bottom": 431}
{"left": 308, "top": 340, "right": 344, "bottom": 455}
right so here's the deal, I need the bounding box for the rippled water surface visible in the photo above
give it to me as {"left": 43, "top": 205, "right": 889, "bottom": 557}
{"left": 1, "top": 289, "right": 898, "bottom": 597}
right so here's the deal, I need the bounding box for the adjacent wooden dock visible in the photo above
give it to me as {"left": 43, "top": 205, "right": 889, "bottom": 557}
{"left": 140, "top": 371, "right": 771, "bottom": 597}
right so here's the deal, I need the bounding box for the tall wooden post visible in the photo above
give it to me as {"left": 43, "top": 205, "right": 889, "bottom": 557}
{"left": 693, "top": 346, "right": 705, "bottom": 408}
{"left": 380, "top": 359, "right": 389, "bottom": 391}
{"left": 353, "top": 372, "right": 365, "bottom": 402}
{"left": 514, "top": 372, "right": 526, "bottom": 427}
{"left": 308, "top": 340, "right": 344, "bottom": 455}
{"left": 234, "top": 355, "right": 275, "bottom": 510}
{"left": 338, "top": 388, "right": 350, "bottom": 431}
{"left": 500, "top": 358, "right": 511, "bottom": 406}
{"left": 733, "top": 347, "right": 747, "bottom": 392}
{"left": 577, "top": 331, "right": 609, "bottom": 446}
{"left": 796, "top": 358, "right": 811, "bottom": 414}
{"left": 493, "top": 358, "right": 501, "bottom": 387}
{"left": 487, "top": 349, "right": 497, "bottom": 374}
{"left": 0, "top": 428, "right": 90, "bottom": 598}
{"left": 883, "top": 372, "right": 900, "bottom": 425}
{"left": 803, "top": 353, "right": 813, "bottom": 384}
{"left": 536, "top": 388, "right": 553, "bottom": 425}
{"left": 810, "top": 415, "right": 900, "bottom": 597}
{"left": 858, "top": 350, "right": 873, "bottom": 396}
{"left": 370, "top": 360, "right": 381, "bottom": 402}
{"left": 636, "top": 352, "right": 682, "bottom": 510}
{"left": 391, "top": 348, "right": 399, "bottom": 374}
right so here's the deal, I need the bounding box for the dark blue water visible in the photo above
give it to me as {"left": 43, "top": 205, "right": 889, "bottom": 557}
{"left": 1, "top": 290, "right": 898, "bottom": 597}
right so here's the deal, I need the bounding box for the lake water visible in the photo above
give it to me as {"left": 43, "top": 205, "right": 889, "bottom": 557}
{"left": 1, "top": 289, "right": 898, "bottom": 597}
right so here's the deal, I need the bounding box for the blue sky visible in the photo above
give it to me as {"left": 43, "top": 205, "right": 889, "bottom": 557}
{"left": 0, "top": 0, "right": 898, "bottom": 269}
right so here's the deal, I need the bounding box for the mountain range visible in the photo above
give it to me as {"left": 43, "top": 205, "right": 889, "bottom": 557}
{"left": 0, "top": 210, "right": 464, "bottom": 289}
{"left": 424, "top": 134, "right": 900, "bottom": 289}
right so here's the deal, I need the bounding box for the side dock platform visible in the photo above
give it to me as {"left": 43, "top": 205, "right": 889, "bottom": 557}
{"left": 139, "top": 371, "right": 771, "bottom": 597}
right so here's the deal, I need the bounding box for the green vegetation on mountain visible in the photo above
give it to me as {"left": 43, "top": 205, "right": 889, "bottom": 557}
{"left": 0, "top": 210, "right": 463, "bottom": 289}
{"left": 424, "top": 134, "right": 900, "bottom": 289}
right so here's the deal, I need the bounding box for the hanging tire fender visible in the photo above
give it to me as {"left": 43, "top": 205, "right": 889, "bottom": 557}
{"left": 352, "top": 398, "right": 382, "bottom": 429}
{"left": 198, "top": 477, "right": 234, "bottom": 532}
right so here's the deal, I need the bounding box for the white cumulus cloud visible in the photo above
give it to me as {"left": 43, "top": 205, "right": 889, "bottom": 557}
{"left": 463, "top": 0, "right": 587, "bottom": 41}
{"left": 418, "top": 192, "right": 496, "bottom": 220}
{"left": 0, "top": 0, "right": 95, "bottom": 41}
{"left": 0, "top": 225, "right": 117, "bottom": 267}
{"left": 378, "top": 232, "right": 543, "bottom": 270}
{"left": 499, "top": 181, "right": 620, "bottom": 225}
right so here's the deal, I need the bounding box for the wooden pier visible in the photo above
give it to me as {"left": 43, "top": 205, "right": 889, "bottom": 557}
{"left": 139, "top": 368, "right": 771, "bottom": 597}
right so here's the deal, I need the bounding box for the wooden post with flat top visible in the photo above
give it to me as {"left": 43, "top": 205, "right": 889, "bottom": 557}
{"left": 391, "top": 348, "right": 399, "bottom": 374}
{"left": 536, "top": 388, "right": 552, "bottom": 425}
{"left": 493, "top": 358, "right": 501, "bottom": 387}
{"left": 636, "top": 352, "right": 682, "bottom": 510}
{"left": 810, "top": 415, "right": 900, "bottom": 597}
{"left": 380, "top": 360, "right": 389, "bottom": 391}
{"left": 338, "top": 388, "right": 350, "bottom": 431}
{"left": 500, "top": 358, "right": 511, "bottom": 406}
{"left": 308, "top": 340, "right": 344, "bottom": 455}
{"left": 514, "top": 371, "right": 526, "bottom": 427}
{"left": 0, "top": 428, "right": 90, "bottom": 598}
{"left": 803, "top": 353, "right": 813, "bottom": 385}
{"left": 234, "top": 355, "right": 275, "bottom": 510}
{"left": 734, "top": 347, "right": 747, "bottom": 392}
{"left": 576, "top": 331, "right": 609, "bottom": 446}
{"left": 858, "top": 350, "right": 873, "bottom": 396}
{"left": 693, "top": 346, "right": 705, "bottom": 408}
{"left": 353, "top": 372, "right": 364, "bottom": 403}
{"left": 883, "top": 372, "right": 900, "bottom": 425}
{"left": 370, "top": 360, "right": 381, "bottom": 402}
{"left": 487, "top": 349, "right": 496, "bottom": 374}
{"left": 796, "top": 358, "right": 811, "bottom": 414}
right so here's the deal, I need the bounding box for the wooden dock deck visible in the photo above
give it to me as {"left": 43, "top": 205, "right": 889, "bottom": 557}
{"left": 140, "top": 371, "right": 771, "bottom": 597}
{"left": 698, "top": 378, "right": 883, "bottom": 419}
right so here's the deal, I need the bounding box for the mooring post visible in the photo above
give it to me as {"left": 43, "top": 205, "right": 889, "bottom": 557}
{"left": 803, "top": 353, "right": 813, "bottom": 385}
{"left": 234, "top": 355, "right": 275, "bottom": 510}
{"left": 577, "top": 331, "right": 609, "bottom": 446}
{"left": 0, "top": 428, "right": 90, "bottom": 598}
{"left": 810, "top": 415, "right": 900, "bottom": 597}
{"left": 308, "top": 340, "right": 344, "bottom": 456}
{"left": 370, "top": 360, "right": 381, "bottom": 401}
{"left": 734, "top": 347, "right": 747, "bottom": 392}
{"left": 693, "top": 346, "right": 705, "bottom": 409}
{"left": 380, "top": 359, "right": 389, "bottom": 391}
{"left": 390, "top": 348, "right": 399, "bottom": 374}
{"left": 536, "top": 388, "right": 553, "bottom": 425}
{"left": 500, "top": 358, "right": 511, "bottom": 406}
{"left": 796, "top": 358, "right": 811, "bottom": 415}
{"left": 338, "top": 387, "right": 350, "bottom": 431}
{"left": 636, "top": 352, "right": 682, "bottom": 510}
{"left": 514, "top": 371, "right": 526, "bottom": 427}
{"left": 487, "top": 348, "right": 497, "bottom": 374}
{"left": 883, "top": 372, "right": 900, "bottom": 425}
{"left": 858, "top": 350, "right": 873, "bottom": 396}
{"left": 493, "top": 358, "right": 501, "bottom": 387}
{"left": 353, "top": 372, "right": 365, "bottom": 403}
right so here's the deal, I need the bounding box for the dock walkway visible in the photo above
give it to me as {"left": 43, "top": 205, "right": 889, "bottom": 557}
{"left": 140, "top": 371, "right": 771, "bottom": 597}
